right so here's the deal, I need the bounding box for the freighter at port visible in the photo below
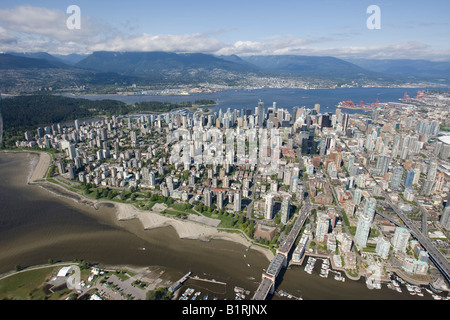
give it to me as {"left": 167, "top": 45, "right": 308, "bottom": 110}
{"left": 337, "top": 98, "right": 382, "bottom": 110}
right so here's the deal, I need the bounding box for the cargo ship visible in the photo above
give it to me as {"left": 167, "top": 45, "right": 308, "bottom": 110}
{"left": 337, "top": 98, "right": 383, "bottom": 110}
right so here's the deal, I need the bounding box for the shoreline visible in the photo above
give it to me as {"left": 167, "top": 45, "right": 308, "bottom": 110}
{"left": 18, "top": 150, "right": 274, "bottom": 262}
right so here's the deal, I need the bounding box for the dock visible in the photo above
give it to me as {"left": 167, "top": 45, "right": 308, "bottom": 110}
{"left": 189, "top": 275, "right": 227, "bottom": 286}
{"left": 169, "top": 271, "right": 192, "bottom": 292}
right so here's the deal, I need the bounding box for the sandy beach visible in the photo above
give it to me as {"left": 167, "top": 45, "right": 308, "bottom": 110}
{"left": 28, "top": 151, "right": 51, "bottom": 183}
{"left": 25, "top": 151, "right": 274, "bottom": 262}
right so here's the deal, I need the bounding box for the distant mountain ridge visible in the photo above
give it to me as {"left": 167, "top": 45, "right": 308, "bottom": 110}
{"left": 240, "top": 55, "right": 392, "bottom": 81}
{"left": 0, "top": 53, "right": 70, "bottom": 69}
{"left": 75, "top": 51, "right": 259, "bottom": 74}
{"left": 2, "top": 51, "right": 449, "bottom": 92}
{"left": 345, "top": 58, "right": 450, "bottom": 80}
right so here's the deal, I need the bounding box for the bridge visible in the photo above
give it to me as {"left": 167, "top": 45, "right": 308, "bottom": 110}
{"left": 252, "top": 199, "right": 311, "bottom": 300}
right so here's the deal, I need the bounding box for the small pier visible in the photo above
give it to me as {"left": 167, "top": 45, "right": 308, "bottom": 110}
{"left": 169, "top": 271, "right": 192, "bottom": 292}
{"left": 189, "top": 275, "right": 227, "bottom": 286}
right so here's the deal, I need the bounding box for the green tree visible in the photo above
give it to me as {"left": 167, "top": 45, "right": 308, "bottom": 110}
{"left": 146, "top": 287, "right": 169, "bottom": 300}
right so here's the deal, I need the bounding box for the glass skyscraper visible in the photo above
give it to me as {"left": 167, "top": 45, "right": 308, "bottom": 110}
{"left": 355, "top": 214, "right": 371, "bottom": 248}
{"left": 403, "top": 169, "right": 415, "bottom": 188}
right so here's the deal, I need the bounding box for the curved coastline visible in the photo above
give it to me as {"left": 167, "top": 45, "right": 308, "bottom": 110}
{"left": 22, "top": 150, "right": 274, "bottom": 262}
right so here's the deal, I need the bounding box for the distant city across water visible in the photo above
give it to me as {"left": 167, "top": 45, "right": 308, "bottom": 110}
{"left": 69, "top": 87, "right": 446, "bottom": 116}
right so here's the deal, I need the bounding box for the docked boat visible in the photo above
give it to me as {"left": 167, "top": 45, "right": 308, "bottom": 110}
{"left": 320, "top": 270, "right": 328, "bottom": 278}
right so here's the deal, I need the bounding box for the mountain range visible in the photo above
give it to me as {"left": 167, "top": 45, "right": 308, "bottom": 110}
{"left": 1, "top": 51, "right": 449, "bottom": 93}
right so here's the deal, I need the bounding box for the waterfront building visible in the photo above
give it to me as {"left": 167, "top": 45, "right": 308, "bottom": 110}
{"left": 375, "top": 236, "right": 390, "bottom": 259}
{"left": 338, "top": 233, "right": 353, "bottom": 253}
{"left": 355, "top": 213, "right": 371, "bottom": 248}
{"left": 265, "top": 193, "right": 274, "bottom": 220}
{"left": 204, "top": 189, "right": 212, "bottom": 207}
{"left": 315, "top": 212, "right": 330, "bottom": 242}
{"left": 391, "top": 227, "right": 410, "bottom": 254}
{"left": 233, "top": 191, "right": 241, "bottom": 213}
{"left": 292, "top": 234, "right": 309, "bottom": 263}
{"left": 217, "top": 191, "right": 224, "bottom": 210}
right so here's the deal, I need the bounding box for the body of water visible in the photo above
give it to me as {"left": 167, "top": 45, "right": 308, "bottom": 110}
{"left": 68, "top": 87, "right": 441, "bottom": 116}
{"left": 0, "top": 152, "right": 433, "bottom": 300}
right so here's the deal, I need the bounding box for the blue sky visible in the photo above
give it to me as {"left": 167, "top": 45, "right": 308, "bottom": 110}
{"left": 0, "top": 0, "right": 449, "bottom": 60}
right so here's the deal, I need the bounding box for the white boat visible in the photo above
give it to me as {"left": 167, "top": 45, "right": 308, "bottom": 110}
{"left": 425, "top": 288, "right": 433, "bottom": 294}
{"left": 432, "top": 294, "right": 442, "bottom": 300}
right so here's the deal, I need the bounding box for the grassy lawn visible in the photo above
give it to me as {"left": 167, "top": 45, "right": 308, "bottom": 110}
{"left": 0, "top": 266, "right": 65, "bottom": 300}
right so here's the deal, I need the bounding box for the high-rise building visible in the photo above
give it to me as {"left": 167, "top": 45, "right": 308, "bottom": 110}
{"left": 355, "top": 213, "right": 371, "bottom": 248}
{"left": 376, "top": 155, "right": 390, "bottom": 177}
{"left": 233, "top": 191, "right": 241, "bottom": 213}
{"left": 376, "top": 236, "right": 391, "bottom": 259}
{"left": 363, "top": 197, "right": 377, "bottom": 221}
{"left": 204, "top": 189, "right": 212, "bottom": 207}
{"left": 265, "top": 193, "right": 274, "bottom": 220}
{"left": 390, "top": 166, "right": 403, "bottom": 190}
{"left": 440, "top": 206, "right": 450, "bottom": 231}
{"left": 403, "top": 169, "right": 415, "bottom": 188}
{"left": 281, "top": 196, "right": 291, "bottom": 225}
{"left": 427, "top": 161, "right": 437, "bottom": 182}
{"left": 217, "top": 191, "right": 224, "bottom": 210}
{"left": 68, "top": 144, "right": 77, "bottom": 160}
{"left": 314, "top": 103, "right": 320, "bottom": 114}
{"left": 420, "top": 179, "right": 433, "bottom": 196}
{"left": 257, "top": 100, "right": 265, "bottom": 127}
{"left": 353, "top": 188, "right": 363, "bottom": 205}
{"left": 315, "top": 212, "right": 330, "bottom": 242}
{"left": 149, "top": 171, "right": 156, "bottom": 187}
{"left": 391, "top": 227, "right": 410, "bottom": 253}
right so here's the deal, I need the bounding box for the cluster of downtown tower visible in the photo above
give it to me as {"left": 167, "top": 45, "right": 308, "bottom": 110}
{"left": 15, "top": 93, "right": 450, "bottom": 289}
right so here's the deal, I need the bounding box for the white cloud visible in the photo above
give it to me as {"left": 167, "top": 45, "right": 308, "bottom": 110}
{"left": 90, "top": 33, "right": 225, "bottom": 53}
{"left": 0, "top": 5, "right": 448, "bottom": 61}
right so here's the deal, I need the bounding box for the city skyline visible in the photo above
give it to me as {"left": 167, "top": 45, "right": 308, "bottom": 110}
{"left": 0, "top": 1, "right": 449, "bottom": 60}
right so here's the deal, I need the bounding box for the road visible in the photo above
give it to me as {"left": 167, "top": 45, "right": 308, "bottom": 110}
{"left": 338, "top": 137, "right": 450, "bottom": 283}
{"left": 382, "top": 191, "right": 450, "bottom": 283}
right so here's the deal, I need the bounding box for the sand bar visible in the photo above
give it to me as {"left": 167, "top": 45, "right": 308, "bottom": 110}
{"left": 28, "top": 152, "right": 51, "bottom": 183}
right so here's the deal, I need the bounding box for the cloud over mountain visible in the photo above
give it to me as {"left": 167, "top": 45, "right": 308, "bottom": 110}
{"left": 0, "top": 5, "right": 448, "bottom": 61}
